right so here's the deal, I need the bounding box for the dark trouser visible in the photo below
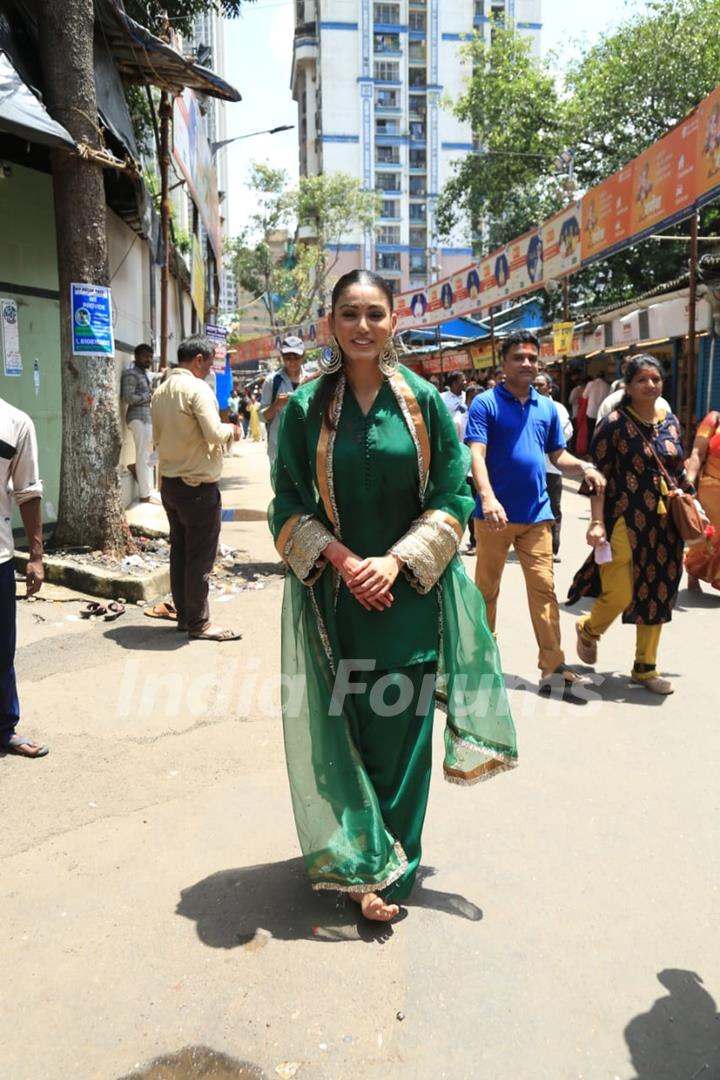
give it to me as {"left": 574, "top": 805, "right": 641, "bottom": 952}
{"left": 586, "top": 417, "right": 596, "bottom": 448}
{"left": 160, "top": 477, "right": 222, "bottom": 635}
{"left": 0, "top": 559, "right": 19, "bottom": 745}
{"left": 546, "top": 472, "right": 563, "bottom": 555}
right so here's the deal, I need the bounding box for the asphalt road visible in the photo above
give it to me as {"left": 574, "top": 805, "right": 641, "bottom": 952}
{"left": 3, "top": 438, "right": 720, "bottom": 1080}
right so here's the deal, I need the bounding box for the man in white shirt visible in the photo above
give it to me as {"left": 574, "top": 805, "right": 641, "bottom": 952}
{"left": 0, "top": 397, "right": 48, "bottom": 757}
{"left": 583, "top": 371, "right": 611, "bottom": 443}
{"left": 596, "top": 383, "right": 672, "bottom": 425}
{"left": 441, "top": 372, "right": 468, "bottom": 440}
{"left": 535, "top": 373, "right": 574, "bottom": 560}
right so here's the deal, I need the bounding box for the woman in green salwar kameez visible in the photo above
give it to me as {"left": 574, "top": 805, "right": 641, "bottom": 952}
{"left": 269, "top": 270, "right": 517, "bottom": 921}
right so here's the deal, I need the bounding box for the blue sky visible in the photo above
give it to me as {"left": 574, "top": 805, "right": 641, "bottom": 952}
{"left": 223, "top": 0, "right": 643, "bottom": 237}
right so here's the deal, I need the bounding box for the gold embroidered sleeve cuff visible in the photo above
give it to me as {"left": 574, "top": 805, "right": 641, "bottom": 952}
{"left": 278, "top": 514, "right": 334, "bottom": 585}
{"left": 389, "top": 510, "right": 462, "bottom": 594}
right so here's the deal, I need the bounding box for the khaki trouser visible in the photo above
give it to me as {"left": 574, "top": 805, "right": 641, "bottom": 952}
{"left": 475, "top": 520, "right": 565, "bottom": 677}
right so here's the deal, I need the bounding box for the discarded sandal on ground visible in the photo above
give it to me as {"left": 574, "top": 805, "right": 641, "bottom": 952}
{"left": 189, "top": 627, "right": 242, "bottom": 642}
{"left": 80, "top": 601, "right": 107, "bottom": 619}
{"left": 143, "top": 601, "right": 177, "bottom": 621}
{"left": 1, "top": 734, "right": 49, "bottom": 758}
{"left": 103, "top": 601, "right": 126, "bottom": 622}
{"left": 630, "top": 673, "right": 674, "bottom": 695}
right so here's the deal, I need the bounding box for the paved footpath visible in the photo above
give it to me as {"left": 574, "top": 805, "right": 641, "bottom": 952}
{"left": 3, "top": 438, "right": 720, "bottom": 1080}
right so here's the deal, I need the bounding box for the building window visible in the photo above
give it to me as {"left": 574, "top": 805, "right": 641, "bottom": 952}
{"left": 408, "top": 94, "right": 426, "bottom": 118}
{"left": 376, "top": 145, "right": 401, "bottom": 164}
{"left": 409, "top": 147, "right": 427, "bottom": 169}
{"left": 374, "top": 3, "right": 400, "bottom": 22}
{"left": 409, "top": 175, "right": 426, "bottom": 196}
{"left": 378, "top": 226, "right": 401, "bottom": 244}
{"left": 408, "top": 67, "right": 427, "bottom": 86}
{"left": 374, "top": 32, "right": 401, "bottom": 53}
{"left": 409, "top": 226, "right": 426, "bottom": 248}
{"left": 376, "top": 118, "right": 401, "bottom": 135}
{"left": 376, "top": 252, "right": 401, "bottom": 272}
{"left": 409, "top": 202, "right": 427, "bottom": 222}
{"left": 409, "top": 120, "right": 426, "bottom": 141}
{"left": 474, "top": 1, "right": 485, "bottom": 16}
{"left": 408, "top": 39, "right": 426, "bottom": 62}
{"left": 409, "top": 252, "right": 427, "bottom": 273}
{"left": 381, "top": 199, "right": 400, "bottom": 218}
{"left": 376, "top": 88, "right": 399, "bottom": 109}
{"left": 409, "top": 10, "right": 426, "bottom": 30}
{"left": 376, "top": 173, "right": 401, "bottom": 191}
{"left": 374, "top": 61, "right": 400, "bottom": 81}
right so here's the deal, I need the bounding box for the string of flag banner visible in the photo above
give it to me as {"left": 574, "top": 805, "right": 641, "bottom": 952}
{"left": 231, "top": 84, "right": 720, "bottom": 365}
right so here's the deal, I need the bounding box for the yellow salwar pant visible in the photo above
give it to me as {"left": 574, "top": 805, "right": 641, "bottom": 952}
{"left": 578, "top": 518, "right": 662, "bottom": 678}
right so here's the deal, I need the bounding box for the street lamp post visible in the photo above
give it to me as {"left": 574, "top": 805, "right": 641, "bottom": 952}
{"left": 210, "top": 124, "right": 294, "bottom": 157}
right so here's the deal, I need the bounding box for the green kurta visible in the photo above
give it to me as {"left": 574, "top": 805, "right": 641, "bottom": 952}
{"left": 269, "top": 365, "right": 517, "bottom": 897}
{"left": 334, "top": 381, "right": 437, "bottom": 668}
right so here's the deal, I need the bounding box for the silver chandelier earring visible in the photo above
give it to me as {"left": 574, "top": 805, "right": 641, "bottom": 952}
{"left": 379, "top": 336, "right": 400, "bottom": 377}
{"left": 319, "top": 336, "right": 343, "bottom": 374}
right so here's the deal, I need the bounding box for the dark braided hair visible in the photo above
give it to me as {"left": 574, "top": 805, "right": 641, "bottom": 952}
{"left": 316, "top": 269, "right": 395, "bottom": 429}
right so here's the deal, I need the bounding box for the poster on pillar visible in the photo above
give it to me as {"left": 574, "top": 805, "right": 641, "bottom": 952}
{"left": 582, "top": 165, "right": 634, "bottom": 263}
{"left": 191, "top": 235, "right": 205, "bottom": 324}
{"left": 205, "top": 323, "right": 228, "bottom": 372}
{"left": 630, "top": 114, "right": 698, "bottom": 240}
{"left": 542, "top": 202, "right": 583, "bottom": 281}
{"left": 70, "top": 284, "right": 115, "bottom": 358}
{"left": 1, "top": 299, "right": 22, "bottom": 375}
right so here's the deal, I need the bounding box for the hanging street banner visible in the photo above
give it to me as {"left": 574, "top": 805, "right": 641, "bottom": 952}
{"left": 696, "top": 85, "right": 720, "bottom": 208}
{"left": 70, "top": 284, "right": 115, "bottom": 357}
{"left": 542, "top": 202, "right": 582, "bottom": 283}
{"left": 191, "top": 235, "right": 205, "bottom": 323}
{"left": 629, "top": 112, "right": 698, "bottom": 240}
{"left": 205, "top": 323, "right": 229, "bottom": 372}
{"left": 1, "top": 299, "right": 22, "bottom": 376}
{"left": 173, "top": 89, "right": 222, "bottom": 262}
{"left": 552, "top": 322, "right": 575, "bottom": 355}
{"left": 582, "top": 164, "right": 634, "bottom": 264}
{"left": 230, "top": 317, "right": 330, "bottom": 366}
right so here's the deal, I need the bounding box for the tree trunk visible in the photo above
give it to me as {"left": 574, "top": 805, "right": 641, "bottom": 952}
{"left": 39, "top": 0, "right": 126, "bottom": 553}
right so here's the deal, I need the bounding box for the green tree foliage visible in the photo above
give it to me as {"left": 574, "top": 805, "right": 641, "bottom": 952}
{"left": 436, "top": 24, "right": 570, "bottom": 253}
{"left": 228, "top": 166, "right": 380, "bottom": 329}
{"left": 125, "top": 1, "right": 255, "bottom": 34}
{"left": 440, "top": 0, "right": 720, "bottom": 308}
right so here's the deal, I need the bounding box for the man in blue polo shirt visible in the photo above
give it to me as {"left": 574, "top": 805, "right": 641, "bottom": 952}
{"left": 466, "top": 330, "right": 605, "bottom": 699}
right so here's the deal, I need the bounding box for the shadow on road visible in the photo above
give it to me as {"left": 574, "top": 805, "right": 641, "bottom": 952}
{"left": 103, "top": 622, "right": 188, "bottom": 652}
{"left": 176, "top": 859, "right": 483, "bottom": 948}
{"left": 116, "top": 1045, "right": 266, "bottom": 1080}
{"left": 624, "top": 969, "right": 720, "bottom": 1079}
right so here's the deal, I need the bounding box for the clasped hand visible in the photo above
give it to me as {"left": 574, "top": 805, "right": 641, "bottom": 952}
{"left": 324, "top": 542, "right": 400, "bottom": 611}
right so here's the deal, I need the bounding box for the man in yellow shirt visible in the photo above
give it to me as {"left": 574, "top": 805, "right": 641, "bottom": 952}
{"left": 152, "top": 336, "right": 242, "bottom": 641}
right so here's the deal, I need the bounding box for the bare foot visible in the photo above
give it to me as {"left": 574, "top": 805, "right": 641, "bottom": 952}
{"left": 349, "top": 891, "right": 400, "bottom": 922}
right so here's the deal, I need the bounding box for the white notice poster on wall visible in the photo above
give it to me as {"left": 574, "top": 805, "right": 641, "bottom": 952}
{"left": 1, "top": 299, "right": 22, "bottom": 376}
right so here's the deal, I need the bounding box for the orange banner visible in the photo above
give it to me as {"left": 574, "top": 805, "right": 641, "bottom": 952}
{"left": 543, "top": 202, "right": 582, "bottom": 280}
{"left": 507, "top": 228, "right": 544, "bottom": 297}
{"left": 582, "top": 164, "right": 634, "bottom": 262}
{"left": 630, "top": 114, "right": 698, "bottom": 238}
{"left": 696, "top": 85, "right": 720, "bottom": 206}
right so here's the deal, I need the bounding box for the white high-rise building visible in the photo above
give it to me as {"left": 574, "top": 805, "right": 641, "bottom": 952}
{"left": 291, "top": 1, "right": 542, "bottom": 292}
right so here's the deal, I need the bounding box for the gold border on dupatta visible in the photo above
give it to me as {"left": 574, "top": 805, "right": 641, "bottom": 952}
{"left": 419, "top": 508, "right": 464, "bottom": 544}
{"left": 388, "top": 369, "right": 431, "bottom": 499}
{"left": 315, "top": 373, "right": 345, "bottom": 537}
{"left": 275, "top": 513, "right": 302, "bottom": 560}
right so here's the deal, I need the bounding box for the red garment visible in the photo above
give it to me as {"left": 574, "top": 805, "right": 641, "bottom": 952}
{"left": 574, "top": 395, "right": 590, "bottom": 457}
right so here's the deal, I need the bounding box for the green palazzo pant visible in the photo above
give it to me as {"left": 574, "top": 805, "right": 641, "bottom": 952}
{"left": 348, "top": 663, "right": 436, "bottom": 902}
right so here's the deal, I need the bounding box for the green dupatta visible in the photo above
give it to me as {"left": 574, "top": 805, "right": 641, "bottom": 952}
{"left": 269, "top": 365, "right": 518, "bottom": 893}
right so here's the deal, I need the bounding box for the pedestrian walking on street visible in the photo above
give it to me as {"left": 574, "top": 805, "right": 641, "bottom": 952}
{"left": 0, "top": 396, "right": 48, "bottom": 758}
{"left": 270, "top": 269, "right": 517, "bottom": 922}
{"left": 440, "top": 372, "right": 468, "bottom": 440}
{"left": 534, "top": 372, "right": 573, "bottom": 561}
{"left": 121, "top": 343, "right": 163, "bottom": 504}
{"left": 569, "top": 355, "right": 692, "bottom": 695}
{"left": 582, "top": 368, "right": 611, "bottom": 447}
{"left": 685, "top": 409, "right": 720, "bottom": 590}
{"left": 248, "top": 395, "right": 263, "bottom": 442}
{"left": 259, "top": 335, "right": 305, "bottom": 469}
{"left": 466, "top": 330, "right": 606, "bottom": 701}
{"left": 151, "top": 336, "right": 242, "bottom": 642}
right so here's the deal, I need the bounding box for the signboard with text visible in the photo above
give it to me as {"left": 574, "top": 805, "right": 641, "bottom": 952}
{"left": 70, "top": 284, "right": 114, "bottom": 357}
